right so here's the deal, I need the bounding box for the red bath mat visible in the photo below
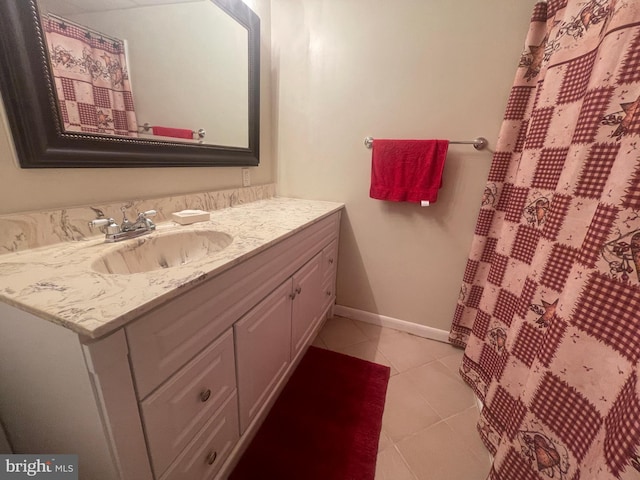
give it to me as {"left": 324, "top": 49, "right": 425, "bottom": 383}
{"left": 229, "top": 346, "right": 391, "bottom": 480}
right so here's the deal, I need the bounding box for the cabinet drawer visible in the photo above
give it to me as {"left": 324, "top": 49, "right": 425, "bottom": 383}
{"left": 322, "top": 239, "right": 338, "bottom": 281}
{"left": 159, "top": 391, "right": 239, "bottom": 480}
{"left": 126, "top": 283, "right": 238, "bottom": 400}
{"left": 141, "top": 330, "right": 236, "bottom": 477}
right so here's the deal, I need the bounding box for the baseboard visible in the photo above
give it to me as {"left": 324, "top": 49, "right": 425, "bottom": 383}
{"left": 333, "top": 305, "right": 451, "bottom": 344}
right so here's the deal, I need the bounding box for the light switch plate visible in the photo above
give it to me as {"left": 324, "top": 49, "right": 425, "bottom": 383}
{"left": 242, "top": 168, "right": 251, "bottom": 187}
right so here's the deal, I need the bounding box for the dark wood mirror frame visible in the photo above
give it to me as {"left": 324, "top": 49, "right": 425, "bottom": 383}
{"left": 0, "top": 0, "right": 260, "bottom": 168}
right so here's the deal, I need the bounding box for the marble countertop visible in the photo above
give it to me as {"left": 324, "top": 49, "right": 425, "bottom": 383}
{"left": 0, "top": 197, "right": 344, "bottom": 339}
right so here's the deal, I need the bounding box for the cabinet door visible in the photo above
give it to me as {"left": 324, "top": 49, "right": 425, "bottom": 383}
{"left": 291, "top": 253, "right": 323, "bottom": 359}
{"left": 235, "top": 280, "right": 292, "bottom": 434}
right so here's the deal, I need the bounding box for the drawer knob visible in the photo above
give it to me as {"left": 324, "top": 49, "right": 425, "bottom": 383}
{"left": 206, "top": 451, "right": 217, "bottom": 465}
{"left": 200, "top": 389, "right": 212, "bottom": 402}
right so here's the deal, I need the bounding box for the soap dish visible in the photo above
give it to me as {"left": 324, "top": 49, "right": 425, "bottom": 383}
{"left": 171, "top": 209, "right": 211, "bottom": 225}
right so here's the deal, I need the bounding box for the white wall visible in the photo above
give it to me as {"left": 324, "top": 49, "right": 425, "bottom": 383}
{"left": 0, "top": 1, "right": 272, "bottom": 215}
{"left": 272, "top": 0, "right": 534, "bottom": 331}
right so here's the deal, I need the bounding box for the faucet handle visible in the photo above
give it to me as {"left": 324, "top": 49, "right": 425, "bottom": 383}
{"left": 88, "top": 218, "right": 111, "bottom": 229}
{"left": 88, "top": 217, "right": 120, "bottom": 235}
{"left": 137, "top": 209, "right": 157, "bottom": 231}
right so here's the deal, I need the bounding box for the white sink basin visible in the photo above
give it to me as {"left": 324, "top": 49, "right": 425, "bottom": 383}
{"left": 91, "top": 230, "right": 233, "bottom": 275}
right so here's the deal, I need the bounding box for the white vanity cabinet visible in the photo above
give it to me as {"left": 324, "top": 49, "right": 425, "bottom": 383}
{"left": 0, "top": 209, "right": 341, "bottom": 480}
{"left": 235, "top": 251, "right": 324, "bottom": 434}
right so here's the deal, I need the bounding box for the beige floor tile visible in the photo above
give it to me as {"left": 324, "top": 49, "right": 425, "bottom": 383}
{"left": 396, "top": 421, "right": 490, "bottom": 480}
{"left": 378, "top": 429, "right": 393, "bottom": 453}
{"left": 438, "top": 352, "right": 464, "bottom": 376}
{"left": 375, "top": 447, "right": 417, "bottom": 480}
{"left": 352, "top": 321, "right": 405, "bottom": 341}
{"left": 445, "top": 406, "right": 491, "bottom": 465}
{"left": 375, "top": 332, "right": 439, "bottom": 373}
{"left": 382, "top": 372, "right": 441, "bottom": 442}
{"left": 310, "top": 334, "right": 328, "bottom": 349}
{"left": 334, "top": 340, "right": 399, "bottom": 376}
{"left": 319, "top": 317, "right": 368, "bottom": 350}
{"left": 351, "top": 319, "right": 461, "bottom": 357}
{"left": 405, "top": 361, "right": 477, "bottom": 419}
{"left": 422, "top": 339, "right": 461, "bottom": 359}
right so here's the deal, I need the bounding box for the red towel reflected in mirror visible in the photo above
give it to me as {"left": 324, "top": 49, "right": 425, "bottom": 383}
{"left": 151, "top": 126, "right": 194, "bottom": 139}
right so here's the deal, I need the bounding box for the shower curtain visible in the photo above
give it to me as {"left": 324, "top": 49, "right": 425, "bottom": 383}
{"left": 42, "top": 14, "right": 138, "bottom": 137}
{"left": 449, "top": 1, "right": 640, "bottom": 479}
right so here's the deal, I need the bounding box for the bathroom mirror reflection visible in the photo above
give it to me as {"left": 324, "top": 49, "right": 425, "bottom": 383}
{"left": 36, "top": 0, "right": 249, "bottom": 148}
{"left": 0, "top": 0, "right": 260, "bottom": 167}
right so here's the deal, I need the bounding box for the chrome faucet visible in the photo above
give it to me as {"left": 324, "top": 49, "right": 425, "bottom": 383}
{"left": 89, "top": 207, "right": 157, "bottom": 242}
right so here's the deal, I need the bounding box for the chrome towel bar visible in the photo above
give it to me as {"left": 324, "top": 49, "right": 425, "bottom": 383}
{"left": 364, "top": 136, "right": 488, "bottom": 150}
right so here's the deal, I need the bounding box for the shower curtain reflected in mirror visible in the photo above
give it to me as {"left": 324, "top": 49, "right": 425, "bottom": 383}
{"left": 449, "top": 1, "right": 640, "bottom": 478}
{"left": 42, "top": 13, "right": 139, "bottom": 137}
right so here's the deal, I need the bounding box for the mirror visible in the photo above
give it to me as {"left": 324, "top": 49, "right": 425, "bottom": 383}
{"left": 0, "top": 0, "right": 260, "bottom": 168}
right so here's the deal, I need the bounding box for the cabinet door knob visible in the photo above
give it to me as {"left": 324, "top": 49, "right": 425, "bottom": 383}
{"left": 200, "top": 389, "right": 212, "bottom": 402}
{"left": 326, "top": 290, "right": 332, "bottom": 296}
{"left": 328, "top": 258, "right": 334, "bottom": 264}
{"left": 289, "top": 292, "right": 296, "bottom": 300}
{"left": 295, "top": 286, "right": 302, "bottom": 294}
{"left": 206, "top": 451, "right": 218, "bottom": 465}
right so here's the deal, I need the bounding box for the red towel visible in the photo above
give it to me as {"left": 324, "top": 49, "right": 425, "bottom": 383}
{"left": 151, "top": 126, "right": 194, "bottom": 139}
{"left": 369, "top": 139, "right": 449, "bottom": 203}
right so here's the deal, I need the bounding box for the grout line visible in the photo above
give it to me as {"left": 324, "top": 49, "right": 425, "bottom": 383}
{"left": 434, "top": 358, "right": 469, "bottom": 387}
{"left": 441, "top": 407, "right": 493, "bottom": 468}
{"left": 318, "top": 317, "right": 370, "bottom": 351}
{"left": 331, "top": 340, "right": 399, "bottom": 374}
{"left": 392, "top": 420, "right": 490, "bottom": 476}
{"left": 391, "top": 444, "right": 420, "bottom": 480}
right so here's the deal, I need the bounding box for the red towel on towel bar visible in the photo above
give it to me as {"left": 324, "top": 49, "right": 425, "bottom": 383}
{"left": 151, "top": 126, "right": 194, "bottom": 139}
{"left": 369, "top": 139, "right": 450, "bottom": 203}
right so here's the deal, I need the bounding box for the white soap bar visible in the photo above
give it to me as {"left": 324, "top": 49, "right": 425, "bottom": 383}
{"left": 171, "top": 209, "right": 210, "bottom": 225}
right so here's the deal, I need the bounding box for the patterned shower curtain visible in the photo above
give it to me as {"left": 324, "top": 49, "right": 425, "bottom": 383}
{"left": 449, "top": 1, "right": 640, "bottom": 479}
{"left": 42, "top": 14, "right": 138, "bottom": 137}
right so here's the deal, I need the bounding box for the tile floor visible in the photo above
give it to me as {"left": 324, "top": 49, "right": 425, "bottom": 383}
{"left": 312, "top": 316, "right": 492, "bottom": 480}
